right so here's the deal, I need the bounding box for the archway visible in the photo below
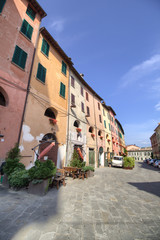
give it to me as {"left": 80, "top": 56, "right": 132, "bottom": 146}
{"left": 0, "top": 87, "right": 8, "bottom": 106}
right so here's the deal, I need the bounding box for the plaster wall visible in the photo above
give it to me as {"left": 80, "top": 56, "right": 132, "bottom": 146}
{"left": 109, "top": 111, "right": 119, "bottom": 155}
{"left": 102, "top": 106, "right": 112, "bottom": 157}
{"left": 0, "top": 0, "right": 41, "bottom": 160}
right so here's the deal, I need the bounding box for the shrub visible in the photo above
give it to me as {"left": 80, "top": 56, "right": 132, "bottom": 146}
{"left": 70, "top": 150, "right": 85, "bottom": 168}
{"left": 4, "top": 144, "right": 25, "bottom": 176}
{"left": 8, "top": 169, "right": 30, "bottom": 189}
{"left": 28, "top": 160, "right": 57, "bottom": 180}
{"left": 123, "top": 157, "right": 135, "bottom": 168}
{"left": 82, "top": 166, "right": 94, "bottom": 172}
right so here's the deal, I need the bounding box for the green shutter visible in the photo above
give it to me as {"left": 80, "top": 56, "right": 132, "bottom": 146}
{"left": 20, "top": 19, "right": 33, "bottom": 40}
{"left": 0, "top": 0, "right": 6, "bottom": 13}
{"left": 41, "top": 38, "right": 49, "bottom": 57}
{"left": 62, "top": 61, "right": 67, "bottom": 75}
{"left": 60, "top": 82, "right": 65, "bottom": 98}
{"left": 36, "top": 63, "right": 46, "bottom": 83}
{"left": 26, "top": 5, "right": 36, "bottom": 21}
{"left": 104, "top": 120, "right": 106, "bottom": 128}
{"left": 12, "top": 45, "right": 27, "bottom": 69}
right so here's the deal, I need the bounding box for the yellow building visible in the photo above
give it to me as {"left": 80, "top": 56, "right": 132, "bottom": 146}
{"left": 101, "top": 103, "right": 112, "bottom": 164}
{"left": 19, "top": 27, "right": 73, "bottom": 168}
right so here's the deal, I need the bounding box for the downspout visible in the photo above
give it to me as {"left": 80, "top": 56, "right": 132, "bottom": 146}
{"left": 65, "top": 68, "right": 71, "bottom": 166}
{"left": 93, "top": 94, "right": 98, "bottom": 168}
{"left": 17, "top": 22, "right": 41, "bottom": 145}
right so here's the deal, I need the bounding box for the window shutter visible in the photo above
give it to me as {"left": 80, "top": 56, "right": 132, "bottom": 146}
{"left": 36, "top": 63, "right": 46, "bottom": 83}
{"left": 62, "top": 61, "right": 67, "bottom": 75}
{"left": 12, "top": 45, "right": 27, "bottom": 70}
{"left": 42, "top": 66, "right": 46, "bottom": 83}
{"left": 63, "top": 84, "right": 66, "bottom": 98}
{"left": 41, "top": 38, "right": 49, "bottom": 56}
{"left": 21, "top": 19, "right": 33, "bottom": 40}
{"left": 0, "top": 0, "right": 6, "bottom": 13}
{"left": 26, "top": 5, "right": 36, "bottom": 21}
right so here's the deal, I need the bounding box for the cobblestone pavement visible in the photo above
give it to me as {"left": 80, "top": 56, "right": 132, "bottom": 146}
{"left": 0, "top": 162, "right": 160, "bottom": 240}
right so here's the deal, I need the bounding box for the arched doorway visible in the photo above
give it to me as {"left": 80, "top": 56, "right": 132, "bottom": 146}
{"left": 39, "top": 133, "right": 58, "bottom": 166}
{"left": 99, "top": 147, "right": 104, "bottom": 167}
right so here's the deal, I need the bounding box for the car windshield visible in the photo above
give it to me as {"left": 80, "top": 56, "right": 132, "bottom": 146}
{"left": 113, "top": 157, "right": 123, "bottom": 160}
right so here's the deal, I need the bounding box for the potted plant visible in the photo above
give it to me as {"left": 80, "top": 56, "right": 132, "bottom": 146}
{"left": 91, "top": 133, "right": 95, "bottom": 139}
{"left": 82, "top": 166, "right": 94, "bottom": 177}
{"left": 76, "top": 128, "right": 82, "bottom": 133}
{"left": 100, "top": 136, "right": 103, "bottom": 140}
{"left": 49, "top": 118, "right": 57, "bottom": 124}
{"left": 28, "top": 160, "right": 57, "bottom": 196}
{"left": 123, "top": 157, "right": 135, "bottom": 169}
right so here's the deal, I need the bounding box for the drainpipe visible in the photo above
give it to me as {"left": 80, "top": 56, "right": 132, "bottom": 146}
{"left": 65, "top": 69, "right": 71, "bottom": 166}
{"left": 17, "top": 22, "right": 41, "bottom": 145}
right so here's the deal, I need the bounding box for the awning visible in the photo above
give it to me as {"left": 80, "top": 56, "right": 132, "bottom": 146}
{"left": 38, "top": 142, "right": 55, "bottom": 159}
{"left": 77, "top": 147, "right": 84, "bottom": 160}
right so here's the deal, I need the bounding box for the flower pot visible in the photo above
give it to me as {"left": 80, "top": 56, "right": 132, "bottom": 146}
{"left": 28, "top": 179, "right": 50, "bottom": 196}
{"left": 49, "top": 118, "right": 57, "bottom": 124}
{"left": 76, "top": 128, "right": 82, "bottom": 132}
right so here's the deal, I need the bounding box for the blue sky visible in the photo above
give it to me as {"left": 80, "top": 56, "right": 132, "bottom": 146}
{"left": 38, "top": 0, "right": 160, "bottom": 147}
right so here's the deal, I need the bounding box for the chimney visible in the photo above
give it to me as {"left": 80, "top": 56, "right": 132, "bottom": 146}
{"left": 80, "top": 73, "right": 84, "bottom": 78}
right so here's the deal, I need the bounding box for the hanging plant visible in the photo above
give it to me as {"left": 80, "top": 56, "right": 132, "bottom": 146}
{"left": 49, "top": 118, "right": 57, "bottom": 124}
{"left": 91, "top": 133, "right": 95, "bottom": 138}
{"left": 100, "top": 136, "right": 103, "bottom": 139}
{"left": 76, "top": 128, "right": 82, "bottom": 132}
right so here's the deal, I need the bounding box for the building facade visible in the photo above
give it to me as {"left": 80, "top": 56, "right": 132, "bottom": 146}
{"left": 0, "top": 0, "right": 46, "bottom": 162}
{"left": 19, "top": 27, "right": 72, "bottom": 168}
{"left": 150, "top": 123, "right": 160, "bottom": 159}
{"left": 127, "top": 147, "right": 152, "bottom": 161}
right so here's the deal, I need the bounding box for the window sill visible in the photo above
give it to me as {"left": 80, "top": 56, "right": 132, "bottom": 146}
{"left": 19, "top": 31, "right": 32, "bottom": 42}
{"left": 59, "top": 94, "right": 66, "bottom": 99}
{"left": 61, "top": 71, "right": 67, "bottom": 77}
{"left": 11, "top": 61, "right": 25, "bottom": 71}
{"left": 36, "top": 77, "right": 45, "bottom": 85}
{"left": 41, "top": 50, "right": 49, "bottom": 59}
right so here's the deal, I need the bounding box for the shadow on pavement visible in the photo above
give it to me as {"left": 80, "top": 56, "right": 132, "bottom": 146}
{"left": 0, "top": 183, "right": 59, "bottom": 240}
{"left": 128, "top": 181, "right": 160, "bottom": 198}
{"left": 137, "top": 162, "right": 160, "bottom": 173}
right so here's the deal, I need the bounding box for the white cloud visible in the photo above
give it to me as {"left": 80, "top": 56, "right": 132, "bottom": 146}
{"left": 155, "top": 102, "right": 160, "bottom": 111}
{"left": 49, "top": 19, "right": 65, "bottom": 33}
{"left": 121, "top": 54, "right": 160, "bottom": 88}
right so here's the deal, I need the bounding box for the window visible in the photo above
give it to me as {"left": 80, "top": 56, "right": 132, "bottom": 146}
{"left": 109, "top": 123, "right": 111, "bottom": 131}
{"left": 0, "top": 92, "right": 6, "bottom": 106}
{"left": 98, "top": 130, "right": 102, "bottom": 136}
{"left": 98, "top": 102, "right": 100, "bottom": 110}
{"left": 89, "top": 127, "right": 93, "bottom": 133}
{"left": 103, "top": 109, "right": 105, "bottom": 116}
{"left": 26, "top": 5, "right": 36, "bottom": 21}
{"left": 0, "top": 0, "right": 6, "bottom": 13}
{"left": 36, "top": 63, "right": 46, "bottom": 83}
{"left": 71, "top": 93, "right": 75, "bottom": 105}
{"left": 86, "top": 106, "right": 90, "bottom": 116}
{"left": 62, "top": 61, "right": 67, "bottom": 75}
{"left": 99, "top": 115, "right": 102, "bottom": 123}
{"left": 12, "top": 45, "right": 27, "bottom": 69}
{"left": 20, "top": 19, "right": 33, "bottom": 40}
{"left": 44, "top": 108, "right": 56, "bottom": 119}
{"left": 41, "top": 38, "right": 50, "bottom": 57}
{"left": 81, "top": 102, "right": 85, "bottom": 112}
{"left": 104, "top": 120, "right": 106, "bottom": 128}
{"left": 86, "top": 92, "right": 89, "bottom": 101}
{"left": 71, "top": 76, "right": 75, "bottom": 88}
{"left": 81, "top": 86, "right": 84, "bottom": 96}
{"left": 74, "top": 120, "right": 79, "bottom": 128}
{"left": 60, "top": 82, "right": 66, "bottom": 98}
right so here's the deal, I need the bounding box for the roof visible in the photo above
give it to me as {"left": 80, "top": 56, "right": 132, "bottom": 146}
{"left": 40, "top": 27, "right": 103, "bottom": 101}
{"left": 102, "top": 103, "right": 116, "bottom": 115}
{"left": 115, "top": 119, "right": 124, "bottom": 135}
{"left": 28, "top": 0, "right": 47, "bottom": 19}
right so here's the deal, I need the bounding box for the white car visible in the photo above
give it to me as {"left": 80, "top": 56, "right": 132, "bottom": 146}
{"left": 112, "top": 156, "right": 123, "bottom": 167}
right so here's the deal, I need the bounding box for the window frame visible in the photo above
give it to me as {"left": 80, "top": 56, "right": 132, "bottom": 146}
{"left": 41, "top": 38, "right": 50, "bottom": 57}
{"left": 71, "top": 93, "right": 75, "bottom": 105}
{"left": 81, "top": 102, "right": 85, "bottom": 113}
{"left": 36, "top": 63, "right": 46, "bottom": 83}
{"left": 62, "top": 61, "right": 67, "bottom": 75}
{"left": 87, "top": 106, "right": 90, "bottom": 116}
{"left": 71, "top": 76, "right": 75, "bottom": 88}
{"left": 60, "top": 82, "right": 66, "bottom": 98}
{"left": 86, "top": 92, "right": 89, "bottom": 101}
{"left": 26, "top": 5, "right": 36, "bottom": 21}
{"left": 12, "top": 45, "right": 27, "bottom": 70}
{"left": 20, "top": 19, "right": 33, "bottom": 41}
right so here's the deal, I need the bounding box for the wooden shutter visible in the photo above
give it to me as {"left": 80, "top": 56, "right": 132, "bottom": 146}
{"left": 60, "top": 82, "right": 65, "bottom": 98}
{"left": 26, "top": 5, "right": 36, "bottom": 21}
{"left": 36, "top": 63, "right": 46, "bottom": 83}
{"left": 41, "top": 38, "right": 49, "bottom": 56}
{"left": 12, "top": 45, "right": 27, "bottom": 69}
{"left": 0, "top": 0, "right": 6, "bottom": 13}
{"left": 62, "top": 61, "right": 67, "bottom": 75}
{"left": 21, "top": 19, "right": 33, "bottom": 40}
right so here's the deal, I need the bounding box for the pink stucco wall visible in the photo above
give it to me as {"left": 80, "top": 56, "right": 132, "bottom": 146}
{"left": 0, "top": 0, "right": 41, "bottom": 160}
{"left": 109, "top": 111, "right": 119, "bottom": 155}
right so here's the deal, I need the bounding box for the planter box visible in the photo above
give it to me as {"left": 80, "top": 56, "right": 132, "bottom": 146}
{"left": 87, "top": 170, "right": 94, "bottom": 177}
{"left": 123, "top": 167, "right": 133, "bottom": 170}
{"left": 28, "top": 179, "right": 50, "bottom": 196}
{"left": 2, "top": 174, "right": 9, "bottom": 188}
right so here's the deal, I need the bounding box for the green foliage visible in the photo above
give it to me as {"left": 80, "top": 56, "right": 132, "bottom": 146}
{"left": 28, "top": 160, "right": 57, "bottom": 180}
{"left": 32, "top": 179, "right": 43, "bottom": 185}
{"left": 6, "top": 143, "right": 21, "bottom": 159}
{"left": 82, "top": 166, "right": 94, "bottom": 172}
{"left": 8, "top": 169, "right": 30, "bottom": 189}
{"left": 123, "top": 157, "right": 135, "bottom": 168}
{"left": 70, "top": 150, "right": 85, "bottom": 168}
{"left": 4, "top": 144, "right": 25, "bottom": 176}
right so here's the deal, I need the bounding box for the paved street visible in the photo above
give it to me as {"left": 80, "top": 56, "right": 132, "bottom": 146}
{"left": 0, "top": 162, "right": 160, "bottom": 240}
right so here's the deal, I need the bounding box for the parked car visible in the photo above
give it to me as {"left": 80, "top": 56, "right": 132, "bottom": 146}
{"left": 158, "top": 162, "right": 160, "bottom": 169}
{"left": 111, "top": 156, "right": 123, "bottom": 167}
{"left": 153, "top": 160, "right": 160, "bottom": 168}
{"left": 148, "top": 159, "right": 154, "bottom": 165}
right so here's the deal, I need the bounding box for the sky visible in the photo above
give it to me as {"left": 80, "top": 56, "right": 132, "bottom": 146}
{"left": 37, "top": 0, "right": 160, "bottom": 147}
